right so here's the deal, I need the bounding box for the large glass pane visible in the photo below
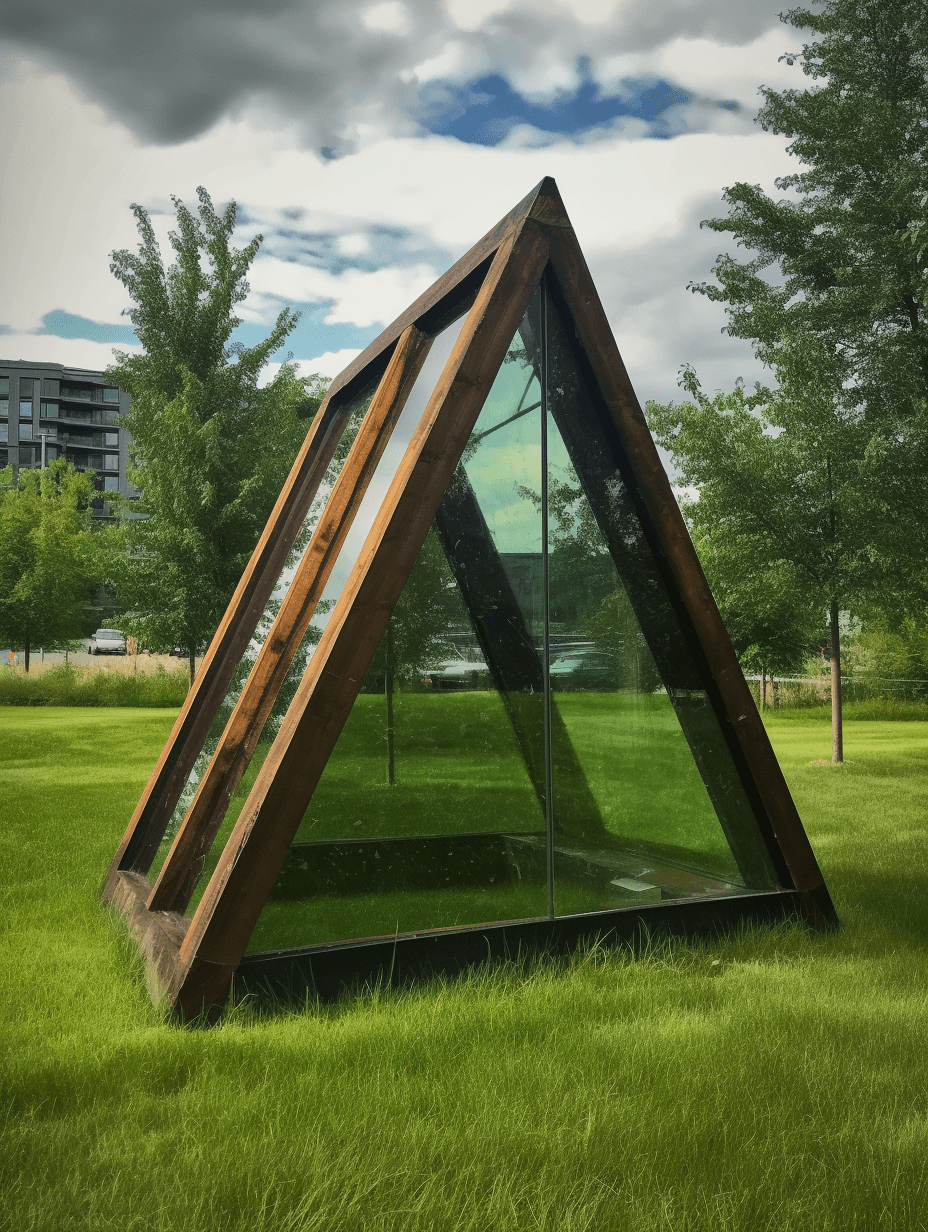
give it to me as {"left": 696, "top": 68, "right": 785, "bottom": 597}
{"left": 144, "top": 387, "right": 374, "bottom": 888}
{"left": 247, "top": 294, "right": 552, "bottom": 952}
{"left": 543, "top": 281, "right": 779, "bottom": 915}
{"left": 164, "top": 310, "right": 472, "bottom": 912}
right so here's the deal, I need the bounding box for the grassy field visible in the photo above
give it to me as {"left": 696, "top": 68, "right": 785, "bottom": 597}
{"left": 4, "top": 707, "right": 928, "bottom": 1230}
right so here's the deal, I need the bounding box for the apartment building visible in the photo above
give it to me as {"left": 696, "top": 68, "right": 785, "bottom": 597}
{"left": 0, "top": 359, "right": 133, "bottom": 519}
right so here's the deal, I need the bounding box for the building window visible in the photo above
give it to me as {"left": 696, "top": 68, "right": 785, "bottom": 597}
{"left": 43, "top": 378, "right": 59, "bottom": 397}
{"left": 104, "top": 475, "right": 119, "bottom": 492}
{"left": 20, "top": 401, "right": 33, "bottom": 418}
{"left": 104, "top": 431, "right": 119, "bottom": 448}
{"left": 0, "top": 424, "right": 7, "bottom": 443}
{"left": 18, "top": 446, "right": 32, "bottom": 466}
{"left": 102, "top": 387, "right": 119, "bottom": 402}
{"left": 19, "top": 378, "right": 34, "bottom": 398}
{"left": 0, "top": 448, "right": 7, "bottom": 467}
{"left": 19, "top": 422, "right": 33, "bottom": 440}
{"left": 0, "top": 377, "right": 9, "bottom": 395}
{"left": 42, "top": 402, "right": 59, "bottom": 418}
{"left": 0, "top": 400, "right": 7, "bottom": 417}
{"left": 104, "top": 454, "right": 119, "bottom": 470}
{"left": 42, "top": 426, "right": 58, "bottom": 440}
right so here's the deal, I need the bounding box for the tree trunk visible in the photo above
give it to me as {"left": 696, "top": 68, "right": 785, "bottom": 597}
{"left": 188, "top": 648, "right": 196, "bottom": 692}
{"left": 385, "top": 620, "right": 396, "bottom": 786}
{"left": 830, "top": 601, "right": 843, "bottom": 764}
{"left": 760, "top": 667, "right": 766, "bottom": 710}
{"left": 24, "top": 637, "right": 30, "bottom": 673}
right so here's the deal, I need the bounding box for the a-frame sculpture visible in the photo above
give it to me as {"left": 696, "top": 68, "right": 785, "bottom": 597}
{"left": 104, "top": 179, "right": 836, "bottom": 1022}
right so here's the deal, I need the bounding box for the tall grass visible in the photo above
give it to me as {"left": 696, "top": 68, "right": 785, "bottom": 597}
{"left": 0, "top": 661, "right": 188, "bottom": 707}
{"left": 4, "top": 708, "right": 928, "bottom": 1230}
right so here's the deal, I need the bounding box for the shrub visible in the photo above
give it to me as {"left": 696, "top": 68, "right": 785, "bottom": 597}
{"left": 0, "top": 662, "right": 188, "bottom": 707}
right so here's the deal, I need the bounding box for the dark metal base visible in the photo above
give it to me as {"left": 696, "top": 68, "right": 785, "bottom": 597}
{"left": 233, "top": 888, "right": 809, "bottom": 1008}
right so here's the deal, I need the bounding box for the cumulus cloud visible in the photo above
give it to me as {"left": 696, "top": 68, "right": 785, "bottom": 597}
{"left": 0, "top": 12, "right": 801, "bottom": 403}
{"left": 0, "top": 0, "right": 797, "bottom": 150}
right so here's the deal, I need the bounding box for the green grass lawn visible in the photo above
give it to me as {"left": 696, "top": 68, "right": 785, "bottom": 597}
{"left": 4, "top": 707, "right": 928, "bottom": 1230}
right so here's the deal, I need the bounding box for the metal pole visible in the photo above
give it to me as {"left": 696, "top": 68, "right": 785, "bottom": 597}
{"left": 40, "top": 433, "right": 47, "bottom": 469}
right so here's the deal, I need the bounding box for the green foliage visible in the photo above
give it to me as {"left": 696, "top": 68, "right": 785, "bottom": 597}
{"left": 0, "top": 459, "right": 102, "bottom": 669}
{"left": 0, "top": 661, "right": 189, "bottom": 707}
{"left": 105, "top": 187, "right": 327, "bottom": 666}
{"left": 692, "top": 529, "right": 823, "bottom": 678}
{"left": 364, "top": 528, "right": 466, "bottom": 690}
{"left": 691, "top": 0, "right": 928, "bottom": 609}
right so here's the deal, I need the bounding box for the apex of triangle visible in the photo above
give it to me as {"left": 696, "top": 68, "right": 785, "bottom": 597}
{"left": 526, "top": 177, "right": 573, "bottom": 230}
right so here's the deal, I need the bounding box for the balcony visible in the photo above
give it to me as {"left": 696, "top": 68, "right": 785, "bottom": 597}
{"left": 58, "top": 431, "right": 107, "bottom": 450}
{"left": 49, "top": 407, "right": 119, "bottom": 427}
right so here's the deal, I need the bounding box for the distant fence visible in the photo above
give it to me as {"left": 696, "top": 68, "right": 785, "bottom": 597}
{"left": 744, "top": 675, "right": 928, "bottom": 709}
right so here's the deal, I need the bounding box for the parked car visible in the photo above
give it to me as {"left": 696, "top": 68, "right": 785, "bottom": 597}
{"left": 548, "top": 647, "right": 617, "bottom": 692}
{"left": 89, "top": 628, "right": 127, "bottom": 656}
{"left": 424, "top": 656, "right": 492, "bottom": 692}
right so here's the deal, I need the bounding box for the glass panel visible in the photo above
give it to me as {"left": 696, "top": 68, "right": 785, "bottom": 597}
{"left": 104, "top": 432, "right": 119, "bottom": 448}
{"left": 104, "top": 454, "right": 119, "bottom": 470}
{"left": 0, "top": 424, "right": 7, "bottom": 443}
{"left": 247, "top": 293, "right": 551, "bottom": 952}
{"left": 542, "top": 282, "right": 779, "bottom": 915}
{"left": 151, "top": 311, "right": 473, "bottom": 905}
{"left": 42, "top": 403, "right": 58, "bottom": 418}
{"left": 104, "top": 476, "right": 119, "bottom": 491}
{"left": 102, "top": 387, "right": 119, "bottom": 402}
{"left": 0, "top": 400, "right": 8, "bottom": 417}
{"left": 19, "top": 402, "right": 32, "bottom": 418}
{"left": 0, "top": 377, "right": 8, "bottom": 395}
{"left": 43, "top": 378, "right": 59, "bottom": 397}
{"left": 19, "top": 422, "right": 32, "bottom": 440}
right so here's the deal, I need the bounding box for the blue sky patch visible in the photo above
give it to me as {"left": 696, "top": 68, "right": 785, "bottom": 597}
{"left": 37, "top": 306, "right": 374, "bottom": 368}
{"left": 42, "top": 310, "right": 138, "bottom": 345}
{"left": 422, "top": 73, "right": 693, "bottom": 145}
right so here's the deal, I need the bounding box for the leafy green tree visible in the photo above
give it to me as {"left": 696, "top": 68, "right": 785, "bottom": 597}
{"left": 691, "top": 0, "right": 928, "bottom": 611}
{"left": 648, "top": 376, "right": 890, "bottom": 760}
{"left": 692, "top": 530, "right": 823, "bottom": 707}
{"left": 0, "top": 460, "right": 101, "bottom": 670}
{"left": 654, "top": 0, "right": 928, "bottom": 760}
{"left": 365, "top": 528, "right": 465, "bottom": 785}
{"left": 105, "top": 187, "right": 325, "bottom": 685}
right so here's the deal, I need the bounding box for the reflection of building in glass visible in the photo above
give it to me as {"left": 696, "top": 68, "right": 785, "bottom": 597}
{"left": 0, "top": 360, "right": 132, "bottom": 521}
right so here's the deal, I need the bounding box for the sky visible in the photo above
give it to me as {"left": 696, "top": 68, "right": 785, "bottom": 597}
{"left": 0, "top": 0, "right": 807, "bottom": 406}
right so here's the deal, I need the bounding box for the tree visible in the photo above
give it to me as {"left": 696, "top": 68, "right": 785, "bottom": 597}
{"left": 105, "top": 187, "right": 325, "bottom": 685}
{"left": 691, "top": 530, "right": 823, "bottom": 707}
{"left": 648, "top": 374, "right": 891, "bottom": 761}
{"left": 365, "top": 528, "right": 465, "bottom": 785}
{"left": 653, "top": 0, "right": 928, "bottom": 760}
{"left": 0, "top": 460, "right": 101, "bottom": 670}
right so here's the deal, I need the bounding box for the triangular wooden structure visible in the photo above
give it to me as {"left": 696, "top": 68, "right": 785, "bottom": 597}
{"left": 104, "top": 179, "right": 836, "bottom": 1022}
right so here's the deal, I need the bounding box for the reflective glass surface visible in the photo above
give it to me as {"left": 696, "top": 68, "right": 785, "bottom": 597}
{"left": 163, "top": 310, "right": 472, "bottom": 913}
{"left": 247, "top": 293, "right": 552, "bottom": 951}
{"left": 166, "top": 273, "right": 785, "bottom": 957}
{"left": 542, "top": 282, "right": 777, "bottom": 911}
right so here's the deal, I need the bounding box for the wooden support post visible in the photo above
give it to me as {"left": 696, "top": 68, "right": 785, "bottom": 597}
{"left": 147, "top": 326, "right": 433, "bottom": 913}
{"left": 168, "top": 220, "right": 550, "bottom": 1020}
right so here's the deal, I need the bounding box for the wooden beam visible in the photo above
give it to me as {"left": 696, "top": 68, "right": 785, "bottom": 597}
{"left": 168, "top": 219, "right": 551, "bottom": 1020}
{"left": 324, "top": 178, "right": 555, "bottom": 404}
{"left": 147, "top": 325, "right": 433, "bottom": 914}
{"left": 103, "top": 389, "right": 362, "bottom": 900}
{"left": 542, "top": 214, "right": 834, "bottom": 921}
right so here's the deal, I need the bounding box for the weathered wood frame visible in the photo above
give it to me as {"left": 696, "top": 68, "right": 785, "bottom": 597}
{"left": 105, "top": 178, "right": 836, "bottom": 1022}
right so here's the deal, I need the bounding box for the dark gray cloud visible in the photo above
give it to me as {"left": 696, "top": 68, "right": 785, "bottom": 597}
{"left": 0, "top": 0, "right": 787, "bottom": 148}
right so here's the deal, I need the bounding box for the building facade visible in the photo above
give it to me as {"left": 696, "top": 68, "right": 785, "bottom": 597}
{"left": 0, "top": 359, "right": 133, "bottom": 520}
